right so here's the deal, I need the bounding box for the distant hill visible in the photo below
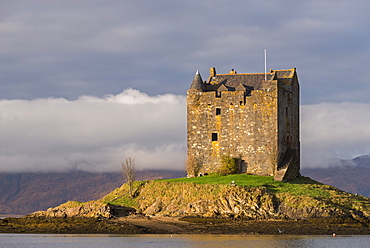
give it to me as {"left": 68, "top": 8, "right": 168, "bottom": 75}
{"left": 302, "top": 155, "right": 370, "bottom": 198}
{"left": 0, "top": 170, "right": 186, "bottom": 215}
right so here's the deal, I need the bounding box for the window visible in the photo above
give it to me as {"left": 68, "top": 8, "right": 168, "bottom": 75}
{"left": 212, "top": 133, "right": 218, "bottom": 141}
{"left": 216, "top": 108, "right": 221, "bottom": 115}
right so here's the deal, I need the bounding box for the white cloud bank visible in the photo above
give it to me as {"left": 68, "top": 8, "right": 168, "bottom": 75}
{"left": 301, "top": 102, "right": 370, "bottom": 167}
{"left": 1, "top": 89, "right": 370, "bottom": 172}
{"left": 0, "top": 89, "right": 186, "bottom": 172}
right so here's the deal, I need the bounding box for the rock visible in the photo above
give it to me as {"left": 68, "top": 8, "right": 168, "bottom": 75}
{"left": 29, "top": 201, "right": 113, "bottom": 219}
{"left": 29, "top": 179, "right": 370, "bottom": 222}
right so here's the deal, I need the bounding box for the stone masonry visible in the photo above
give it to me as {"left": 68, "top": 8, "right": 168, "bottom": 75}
{"left": 187, "top": 67, "right": 300, "bottom": 181}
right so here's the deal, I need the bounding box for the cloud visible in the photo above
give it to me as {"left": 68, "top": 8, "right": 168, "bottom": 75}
{"left": 1, "top": 0, "right": 370, "bottom": 104}
{"left": 0, "top": 89, "right": 186, "bottom": 172}
{"left": 301, "top": 102, "right": 370, "bottom": 167}
{"left": 2, "top": 88, "right": 370, "bottom": 172}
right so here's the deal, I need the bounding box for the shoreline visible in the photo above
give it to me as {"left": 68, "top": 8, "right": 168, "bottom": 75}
{"left": 1, "top": 233, "right": 369, "bottom": 237}
{"left": 0, "top": 216, "right": 369, "bottom": 235}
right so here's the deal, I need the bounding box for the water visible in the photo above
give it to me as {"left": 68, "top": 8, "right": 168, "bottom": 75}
{"left": 0, "top": 234, "right": 369, "bottom": 248}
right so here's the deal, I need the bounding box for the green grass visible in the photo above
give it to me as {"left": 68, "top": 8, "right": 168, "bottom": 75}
{"left": 160, "top": 174, "right": 274, "bottom": 186}
{"left": 108, "top": 197, "right": 139, "bottom": 208}
{"left": 158, "top": 174, "right": 330, "bottom": 197}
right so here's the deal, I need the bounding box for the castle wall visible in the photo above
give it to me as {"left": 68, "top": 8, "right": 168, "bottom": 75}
{"left": 187, "top": 81, "right": 279, "bottom": 176}
{"left": 275, "top": 76, "right": 300, "bottom": 180}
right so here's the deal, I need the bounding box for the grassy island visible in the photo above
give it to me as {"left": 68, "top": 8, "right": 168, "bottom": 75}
{"left": 1, "top": 174, "right": 369, "bottom": 235}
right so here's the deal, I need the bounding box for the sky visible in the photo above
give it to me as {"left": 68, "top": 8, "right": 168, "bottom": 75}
{"left": 1, "top": 0, "right": 370, "bottom": 172}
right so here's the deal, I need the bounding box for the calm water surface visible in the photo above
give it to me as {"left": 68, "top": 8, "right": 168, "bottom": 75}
{"left": 0, "top": 234, "right": 369, "bottom": 248}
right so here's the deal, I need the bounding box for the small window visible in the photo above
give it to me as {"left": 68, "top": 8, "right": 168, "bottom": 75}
{"left": 212, "top": 133, "right": 218, "bottom": 141}
{"left": 216, "top": 108, "right": 221, "bottom": 115}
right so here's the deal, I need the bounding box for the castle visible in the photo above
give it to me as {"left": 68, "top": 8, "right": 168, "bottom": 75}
{"left": 187, "top": 67, "right": 300, "bottom": 181}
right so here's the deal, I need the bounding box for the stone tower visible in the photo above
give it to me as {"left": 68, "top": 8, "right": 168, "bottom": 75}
{"left": 187, "top": 67, "right": 300, "bottom": 181}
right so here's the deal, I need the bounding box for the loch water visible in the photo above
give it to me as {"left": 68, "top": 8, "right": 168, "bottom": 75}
{"left": 0, "top": 234, "right": 369, "bottom": 248}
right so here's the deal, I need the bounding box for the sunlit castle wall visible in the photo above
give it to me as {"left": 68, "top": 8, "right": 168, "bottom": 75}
{"left": 187, "top": 67, "right": 300, "bottom": 181}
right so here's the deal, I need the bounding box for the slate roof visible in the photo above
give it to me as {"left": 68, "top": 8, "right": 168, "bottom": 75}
{"left": 189, "top": 70, "right": 205, "bottom": 91}
{"left": 205, "top": 69, "right": 295, "bottom": 92}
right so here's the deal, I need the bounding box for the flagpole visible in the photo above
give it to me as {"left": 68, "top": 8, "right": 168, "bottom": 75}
{"left": 264, "top": 48, "right": 267, "bottom": 81}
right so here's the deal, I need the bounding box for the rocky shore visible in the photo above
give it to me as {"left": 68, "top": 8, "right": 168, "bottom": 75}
{"left": 0, "top": 215, "right": 369, "bottom": 235}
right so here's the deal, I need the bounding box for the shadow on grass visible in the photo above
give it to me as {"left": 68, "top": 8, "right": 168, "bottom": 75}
{"left": 289, "top": 176, "right": 323, "bottom": 185}
{"left": 262, "top": 176, "right": 322, "bottom": 193}
{"left": 262, "top": 184, "right": 279, "bottom": 193}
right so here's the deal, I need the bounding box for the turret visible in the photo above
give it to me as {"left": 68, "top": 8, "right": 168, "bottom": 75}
{"left": 189, "top": 70, "right": 205, "bottom": 91}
